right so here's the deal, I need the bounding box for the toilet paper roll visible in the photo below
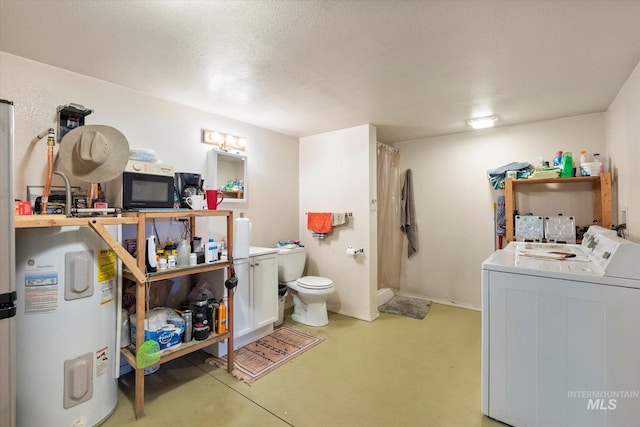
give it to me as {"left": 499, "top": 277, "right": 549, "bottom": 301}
{"left": 346, "top": 247, "right": 356, "bottom": 256}
{"left": 233, "top": 216, "right": 251, "bottom": 259}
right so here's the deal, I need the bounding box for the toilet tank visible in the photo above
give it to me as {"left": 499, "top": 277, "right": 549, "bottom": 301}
{"left": 277, "top": 246, "right": 306, "bottom": 282}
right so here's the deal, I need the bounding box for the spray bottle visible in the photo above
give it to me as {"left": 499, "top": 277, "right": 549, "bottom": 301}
{"left": 553, "top": 151, "right": 563, "bottom": 168}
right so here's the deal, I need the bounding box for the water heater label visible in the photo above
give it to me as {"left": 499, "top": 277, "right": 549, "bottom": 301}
{"left": 97, "top": 249, "right": 116, "bottom": 305}
{"left": 97, "top": 249, "right": 116, "bottom": 282}
{"left": 95, "top": 346, "right": 109, "bottom": 378}
{"left": 24, "top": 269, "right": 59, "bottom": 314}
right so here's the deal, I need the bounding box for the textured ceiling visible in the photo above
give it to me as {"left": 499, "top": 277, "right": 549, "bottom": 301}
{"left": 2, "top": 0, "right": 640, "bottom": 143}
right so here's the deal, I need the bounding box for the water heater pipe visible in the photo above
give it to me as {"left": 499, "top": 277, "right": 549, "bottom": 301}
{"left": 53, "top": 171, "right": 72, "bottom": 216}
{"left": 41, "top": 130, "right": 56, "bottom": 214}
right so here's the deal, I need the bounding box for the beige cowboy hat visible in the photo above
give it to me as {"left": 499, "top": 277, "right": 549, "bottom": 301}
{"left": 59, "top": 125, "right": 129, "bottom": 182}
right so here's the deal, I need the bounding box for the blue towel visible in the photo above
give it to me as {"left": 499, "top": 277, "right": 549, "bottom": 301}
{"left": 488, "top": 162, "right": 535, "bottom": 189}
{"left": 487, "top": 162, "right": 530, "bottom": 177}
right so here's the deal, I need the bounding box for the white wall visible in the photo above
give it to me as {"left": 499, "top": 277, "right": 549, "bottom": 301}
{"left": 606, "top": 61, "right": 640, "bottom": 242}
{"left": 394, "top": 114, "right": 606, "bottom": 308}
{"left": 299, "top": 125, "right": 378, "bottom": 321}
{"left": 4, "top": 51, "right": 637, "bottom": 316}
{"left": 0, "top": 53, "right": 299, "bottom": 247}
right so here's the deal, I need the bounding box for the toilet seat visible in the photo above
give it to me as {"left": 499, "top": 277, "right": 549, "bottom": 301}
{"left": 296, "top": 276, "right": 333, "bottom": 290}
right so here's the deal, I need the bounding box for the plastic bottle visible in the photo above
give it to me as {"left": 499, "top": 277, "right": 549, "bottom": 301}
{"left": 579, "top": 150, "right": 587, "bottom": 165}
{"left": 553, "top": 151, "right": 563, "bottom": 168}
{"left": 579, "top": 150, "right": 588, "bottom": 176}
{"left": 205, "top": 236, "right": 216, "bottom": 263}
{"left": 212, "top": 238, "right": 220, "bottom": 261}
{"left": 177, "top": 239, "right": 190, "bottom": 266}
{"left": 560, "top": 152, "right": 573, "bottom": 177}
{"left": 216, "top": 299, "right": 227, "bottom": 334}
{"left": 593, "top": 153, "right": 605, "bottom": 175}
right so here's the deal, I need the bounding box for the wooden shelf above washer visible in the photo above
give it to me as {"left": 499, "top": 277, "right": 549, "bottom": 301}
{"left": 504, "top": 172, "right": 612, "bottom": 243}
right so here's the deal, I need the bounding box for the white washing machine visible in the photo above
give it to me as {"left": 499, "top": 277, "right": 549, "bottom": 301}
{"left": 15, "top": 226, "right": 121, "bottom": 427}
{"left": 482, "top": 226, "right": 640, "bottom": 427}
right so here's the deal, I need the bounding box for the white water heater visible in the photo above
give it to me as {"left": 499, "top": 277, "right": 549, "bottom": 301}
{"left": 1, "top": 99, "right": 16, "bottom": 427}
{"left": 15, "top": 225, "right": 120, "bottom": 427}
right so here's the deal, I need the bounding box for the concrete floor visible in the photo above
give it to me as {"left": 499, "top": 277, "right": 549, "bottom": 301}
{"left": 102, "top": 304, "right": 505, "bottom": 427}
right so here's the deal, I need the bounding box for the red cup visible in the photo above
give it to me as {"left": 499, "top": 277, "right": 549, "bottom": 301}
{"left": 205, "top": 189, "right": 225, "bottom": 210}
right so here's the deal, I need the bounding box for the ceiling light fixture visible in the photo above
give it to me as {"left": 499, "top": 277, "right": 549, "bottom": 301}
{"left": 467, "top": 115, "right": 497, "bottom": 130}
{"left": 202, "top": 129, "right": 246, "bottom": 153}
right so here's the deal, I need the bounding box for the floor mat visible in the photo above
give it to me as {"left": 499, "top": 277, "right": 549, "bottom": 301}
{"left": 379, "top": 295, "right": 432, "bottom": 319}
{"left": 206, "top": 325, "right": 324, "bottom": 383}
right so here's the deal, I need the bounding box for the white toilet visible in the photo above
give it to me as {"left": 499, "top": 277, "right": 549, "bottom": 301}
{"left": 277, "top": 246, "right": 334, "bottom": 326}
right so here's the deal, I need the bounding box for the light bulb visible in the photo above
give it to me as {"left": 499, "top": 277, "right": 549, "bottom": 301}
{"left": 212, "top": 132, "right": 223, "bottom": 143}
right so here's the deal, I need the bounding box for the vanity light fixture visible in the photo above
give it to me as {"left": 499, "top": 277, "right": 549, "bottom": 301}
{"left": 202, "top": 129, "right": 246, "bottom": 153}
{"left": 467, "top": 115, "right": 497, "bottom": 130}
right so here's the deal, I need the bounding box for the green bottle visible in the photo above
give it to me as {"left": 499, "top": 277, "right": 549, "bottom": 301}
{"left": 560, "top": 152, "right": 573, "bottom": 177}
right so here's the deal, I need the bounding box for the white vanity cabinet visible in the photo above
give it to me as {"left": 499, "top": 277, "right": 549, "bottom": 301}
{"left": 250, "top": 252, "right": 279, "bottom": 328}
{"left": 207, "top": 247, "right": 278, "bottom": 357}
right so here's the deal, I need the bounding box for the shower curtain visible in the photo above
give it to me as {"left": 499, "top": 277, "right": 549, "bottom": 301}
{"left": 376, "top": 142, "right": 403, "bottom": 290}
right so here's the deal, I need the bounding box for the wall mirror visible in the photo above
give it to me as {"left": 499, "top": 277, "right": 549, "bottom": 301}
{"left": 206, "top": 149, "right": 247, "bottom": 203}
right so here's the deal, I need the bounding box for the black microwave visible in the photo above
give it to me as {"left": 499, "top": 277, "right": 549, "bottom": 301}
{"left": 107, "top": 161, "right": 176, "bottom": 209}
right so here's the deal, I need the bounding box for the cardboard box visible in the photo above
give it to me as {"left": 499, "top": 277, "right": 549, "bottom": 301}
{"left": 15, "top": 201, "right": 32, "bottom": 215}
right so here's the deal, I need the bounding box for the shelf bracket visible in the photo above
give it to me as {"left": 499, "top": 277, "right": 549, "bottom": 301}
{"left": 89, "top": 219, "right": 147, "bottom": 283}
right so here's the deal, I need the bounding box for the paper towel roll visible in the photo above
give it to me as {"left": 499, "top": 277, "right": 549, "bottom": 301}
{"left": 233, "top": 216, "right": 251, "bottom": 259}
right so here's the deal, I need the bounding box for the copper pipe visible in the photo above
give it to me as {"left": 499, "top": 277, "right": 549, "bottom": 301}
{"left": 87, "top": 182, "right": 99, "bottom": 208}
{"left": 41, "top": 133, "right": 55, "bottom": 214}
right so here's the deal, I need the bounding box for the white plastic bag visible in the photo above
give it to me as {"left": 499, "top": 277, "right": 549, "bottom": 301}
{"left": 187, "top": 280, "right": 216, "bottom": 301}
